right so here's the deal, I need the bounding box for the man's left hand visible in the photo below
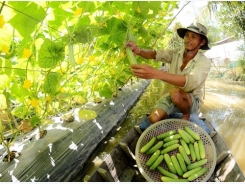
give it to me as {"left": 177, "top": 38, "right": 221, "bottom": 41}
{"left": 130, "top": 64, "right": 159, "bottom": 79}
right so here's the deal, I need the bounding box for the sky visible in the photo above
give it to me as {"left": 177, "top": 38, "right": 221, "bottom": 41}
{"left": 173, "top": 1, "right": 209, "bottom": 26}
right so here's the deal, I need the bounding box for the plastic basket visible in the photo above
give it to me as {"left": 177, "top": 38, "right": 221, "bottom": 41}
{"left": 135, "top": 119, "right": 217, "bottom": 182}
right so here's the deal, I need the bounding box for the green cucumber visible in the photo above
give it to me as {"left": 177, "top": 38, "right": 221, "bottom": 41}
{"left": 146, "top": 141, "right": 163, "bottom": 155}
{"left": 187, "top": 159, "right": 207, "bottom": 170}
{"left": 146, "top": 150, "right": 160, "bottom": 167}
{"left": 163, "top": 140, "right": 179, "bottom": 148}
{"left": 164, "top": 153, "right": 177, "bottom": 174}
{"left": 188, "top": 167, "right": 208, "bottom": 181}
{"left": 176, "top": 153, "right": 187, "bottom": 173}
{"left": 180, "top": 138, "right": 190, "bottom": 155}
{"left": 164, "top": 134, "right": 181, "bottom": 142}
{"left": 194, "top": 141, "right": 201, "bottom": 161}
{"left": 183, "top": 167, "right": 202, "bottom": 178}
{"left": 126, "top": 47, "right": 137, "bottom": 64}
{"left": 178, "top": 129, "right": 190, "bottom": 143}
{"left": 161, "top": 143, "right": 179, "bottom": 155}
{"left": 140, "top": 137, "right": 156, "bottom": 153}
{"left": 189, "top": 143, "right": 196, "bottom": 162}
{"left": 171, "top": 155, "right": 183, "bottom": 176}
{"left": 157, "top": 129, "right": 176, "bottom": 140}
{"left": 184, "top": 126, "right": 200, "bottom": 141}
{"left": 157, "top": 166, "right": 178, "bottom": 179}
{"left": 149, "top": 155, "right": 164, "bottom": 170}
{"left": 178, "top": 145, "right": 191, "bottom": 165}
{"left": 198, "top": 139, "right": 206, "bottom": 159}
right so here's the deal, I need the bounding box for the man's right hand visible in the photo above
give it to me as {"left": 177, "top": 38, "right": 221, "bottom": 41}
{"left": 126, "top": 41, "right": 141, "bottom": 55}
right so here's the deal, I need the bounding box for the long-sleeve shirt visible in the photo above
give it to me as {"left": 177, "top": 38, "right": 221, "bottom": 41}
{"left": 155, "top": 48, "right": 211, "bottom": 105}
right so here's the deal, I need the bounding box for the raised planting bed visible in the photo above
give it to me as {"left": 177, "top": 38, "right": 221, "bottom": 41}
{"left": 0, "top": 79, "right": 150, "bottom": 182}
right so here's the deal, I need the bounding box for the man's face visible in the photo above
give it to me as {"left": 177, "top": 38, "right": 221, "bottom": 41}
{"left": 183, "top": 31, "right": 204, "bottom": 51}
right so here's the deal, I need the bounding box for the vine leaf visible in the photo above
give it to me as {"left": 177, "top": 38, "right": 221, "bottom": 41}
{"left": 78, "top": 109, "right": 97, "bottom": 120}
{"left": 99, "top": 85, "right": 113, "bottom": 98}
{"left": 38, "top": 39, "right": 65, "bottom": 69}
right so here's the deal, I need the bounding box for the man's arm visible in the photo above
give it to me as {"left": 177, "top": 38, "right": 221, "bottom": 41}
{"left": 131, "top": 64, "right": 186, "bottom": 87}
{"left": 138, "top": 49, "right": 156, "bottom": 59}
{"left": 126, "top": 41, "right": 156, "bottom": 59}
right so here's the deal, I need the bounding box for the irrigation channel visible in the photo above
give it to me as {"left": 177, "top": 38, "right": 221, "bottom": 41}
{"left": 79, "top": 77, "right": 245, "bottom": 181}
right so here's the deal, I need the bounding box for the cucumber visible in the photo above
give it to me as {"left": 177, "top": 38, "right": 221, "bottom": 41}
{"left": 127, "top": 30, "right": 136, "bottom": 42}
{"left": 146, "top": 141, "right": 163, "bottom": 155}
{"left": 163, "top": 140, "right": 179, "bottom": 148}
{"left": 150, "top": 155, "right": 164, "bottom": 171}
{"left": 180, "top": 138, "right": 190, "bottom": 155}
{"left": 161, "top": 143, "right": 179, "bottom": 155}
{"left": 194, "top": 141, "right": 201, "bottom": 161}
{"left": 146, "top": 150, "right": 160, "bottom": 167}
{"left": 68, "top": 43, "right": 76, "bottom": 67}
{"left": 176, "top": 153, "right": 187, "bottom": 173}
{"left": 187, "top": 159, "right": 208, "bottom": 170}
{"left": 198, "top": 139, "right": 206, "bottom": 159}
{"left": 178, "top": 145, "right": 191, "bottom": 165}
{"left": 157, "top": 129, "right": 176, "bottom": 140}
{"left": 184, "top": 126, "right": 200, "bottom": 141}
{"left": 157, "top": 166, "right": 178, "bottom": 179}
{"left": 178, "top": 129, "right": 190, "bottom": 143}
{"left": 188, "top": 167, "right": 208, "bottom": 181}
{"left": 125, "top": 47, "right": 137, "bottom": 64}
{"left": 164, "top": 134, "right": 181, "bottom": 142}
{"left": 171, "top": 155, "right": 183, "bottom": 176}
{"left": 189, "top": 143, "right": 196, "bottom": 162}
{"left": 161, "top": 176, "right": 188, "bottom": 182}
{"left": 183, "top": 129, "right": 195, "bottom": 143}
{"left": 164, "top": 153, "right": 177, "bottom": 174}
{"left": 140, "top": 137, "right": 157, "bottom": 153}
{"left": 183, "top": 167, "right": 202, "bottom": 178}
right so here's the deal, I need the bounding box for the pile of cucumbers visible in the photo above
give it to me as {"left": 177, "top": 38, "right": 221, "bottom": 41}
{"left": 140, "top": 126, "right": 209, "bottom": 182}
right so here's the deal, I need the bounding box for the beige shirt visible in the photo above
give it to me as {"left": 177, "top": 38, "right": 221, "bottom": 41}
{"left": 155, "top": 48, "right": 211, "bottom": 105}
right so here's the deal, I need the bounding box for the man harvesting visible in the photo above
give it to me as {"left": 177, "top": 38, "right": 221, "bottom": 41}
{"left": 126, "top": 22, "right": 211, "bottom": 131}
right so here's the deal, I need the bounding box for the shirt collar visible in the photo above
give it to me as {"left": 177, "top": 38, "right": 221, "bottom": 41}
{"left": 178, "top": 48, "right": 202, "bottom": 62}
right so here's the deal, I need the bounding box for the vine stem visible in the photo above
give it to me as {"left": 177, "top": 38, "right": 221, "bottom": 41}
{"left": 151, "top": 1, "right": 190, "bottom": 48}
{"left": 0, "top": 1, "right": 5, "bottom": 14}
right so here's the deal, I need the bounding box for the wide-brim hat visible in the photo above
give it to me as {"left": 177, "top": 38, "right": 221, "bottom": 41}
{"left": 177, "top": 22, "right": 210, "bottom": 50}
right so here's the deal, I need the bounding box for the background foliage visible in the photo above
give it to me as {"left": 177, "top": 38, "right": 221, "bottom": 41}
{"left": 0, "top": 1, "right": 178, "bottom": 132}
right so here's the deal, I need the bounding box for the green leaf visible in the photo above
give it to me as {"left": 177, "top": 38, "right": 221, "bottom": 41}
{"left": 138, "top": 27, "right": 149, "bottom": 39}
{"left": 116, "top": 79, "right": 125, "bottom": 86}
{"left": 78, "top": 109, "right": 97, "bottom": 120}
{"left": 0, "top": 94, "right": 7, "bottom": 109}
{"left": 8, "top": 2, "right": 46, "bottom": 37}
{"left": 3, "top": 59, "right": 12, "bottom": 76}
{"left": 0, "top": 74, "right": 10, "bottom": 90}
{"left": 43, "top": 72, "right": 61, "bottom": 95}
{"left": 9, "top": 82, "right": 29, "bottom": 98}
{"left": 38, "top": 39, "right": 65, "bottom": 68}
{"left": 132, "top": 1, "right": 161, "bottom": 19}
{"left": 30, "top": 115, "right": 40, "bottom": 127}
{"left": 12, "top": 106, "right": 29, "bottom": 119}
{"left": 99, "top": 85, "right": 113, "bottom": 98}
{"left": 48, "top": 7, "right": 73, "bottom": 29}
{"left": 76, "top": 1, "right": 96, "bottom": 13}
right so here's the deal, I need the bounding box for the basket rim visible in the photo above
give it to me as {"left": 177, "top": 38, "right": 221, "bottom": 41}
{"left": 135, "top": 118, "right": 217, "bottom": 182}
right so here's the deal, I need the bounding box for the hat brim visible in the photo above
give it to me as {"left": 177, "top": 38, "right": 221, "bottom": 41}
{"left": 177, "top": 28, "right": 210, "bottom": 50}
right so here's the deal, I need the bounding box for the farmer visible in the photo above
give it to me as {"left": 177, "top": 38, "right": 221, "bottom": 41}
{"left": 126, "top": 22, "right": 211, "bottom": 131}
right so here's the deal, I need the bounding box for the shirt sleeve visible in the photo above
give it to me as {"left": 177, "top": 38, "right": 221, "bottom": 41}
{"left": 181, "top": 55, "right": 211, "bottom": 92}
{"left": 155, "top": 49, "right": 176, "bottom": 63}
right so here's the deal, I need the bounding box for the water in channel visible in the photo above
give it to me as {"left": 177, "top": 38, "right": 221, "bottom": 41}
{"left": 200, "top": 78, "right": 245, "bottom": 176}
{"left": 80, "top": 78, "right": 245, "bottom": 181}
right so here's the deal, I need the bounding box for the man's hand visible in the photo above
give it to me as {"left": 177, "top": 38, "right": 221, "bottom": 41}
{"left": 130, "top": 64, "right": 159, "bottom": 79}
{"left": 125, "top": 41, "right": 141, "bottom": 55}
